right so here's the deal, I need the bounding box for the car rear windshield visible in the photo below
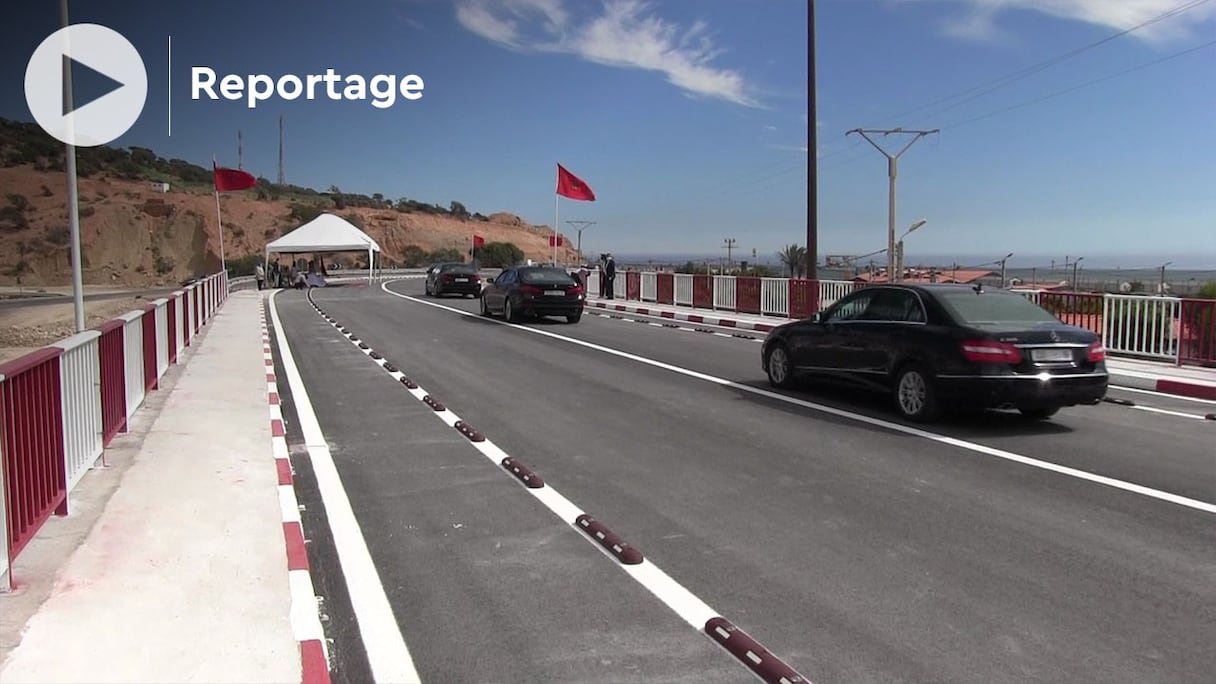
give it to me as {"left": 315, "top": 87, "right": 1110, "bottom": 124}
{"left": 934, "top": 289, "right": 1061, "bottom": 325}
{"left": 520, "top": 268, "right": 576, "bottom": 285}
{"left": 441, "top": 264, "right": 477, "bottom": 274}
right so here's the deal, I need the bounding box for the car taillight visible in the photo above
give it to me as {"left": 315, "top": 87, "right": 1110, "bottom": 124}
{"left": 1086, "top": 340, "right": 1105, "bottom": 362}
{"left": 521, "top": 285, "right": 544, "bottom": 296}
{"left": 960, "top": 340, "right": 1022, "bottom": 364}
{"left": 569, "top": 285, "right": 585, "bottom": 296}
{"left": 441, "top": 273, "right": 454, "bottom": 281}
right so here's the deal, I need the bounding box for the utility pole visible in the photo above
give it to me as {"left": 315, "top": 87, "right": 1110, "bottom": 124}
{"left": 846, "top": 127, "right": 938, "bottom": 282}
{"left": 806, "top": 0, "right": 818, "bottom": 280}
{"left": 999, "top": 252, "right": 1013, "bottom": 288}
{"left": 1159, "top": 261, "right": 1171, "bottom": 294}
{"left": 722, "top": 238, "right": 738, "bottom": 268}
{"left": 566, "top": 220, "right": 595, "bottom": 264}
{"left": 237, "top": 130, "right": 243, "bottom": 169}
{"left": 1072, "top": 256, "right": 1084, "bottom": 291}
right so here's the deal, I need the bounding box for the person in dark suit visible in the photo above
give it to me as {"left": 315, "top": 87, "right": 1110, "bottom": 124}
{"left": 604, "top": 253, "right": 616, "bottom": 299}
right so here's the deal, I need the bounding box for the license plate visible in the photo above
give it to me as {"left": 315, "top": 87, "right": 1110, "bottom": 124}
{"left": 1031, "top": 348, "right": 1073, "bottom": 362}
{"left": 544, "top": 290, "right": 564, "bottom": 296}
{"left": 455, "top": 278, "right": 468, "bottom": 282}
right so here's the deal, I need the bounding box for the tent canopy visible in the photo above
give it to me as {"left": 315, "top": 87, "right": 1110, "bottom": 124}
{"left": 265, "top": 212, "right": 381, "bottom": 254}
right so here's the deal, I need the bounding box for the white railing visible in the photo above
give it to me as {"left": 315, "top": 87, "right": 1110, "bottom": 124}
{"left": 174, "top": 291, "right": 186, "bottom": 357}
{"left": 50, "top": 330, "right": 104, "bottom": 493}
{"left": 760, "top": 278, "right": 788, "bottom": 316}
{"left": 819, "top": 280, "right": 855, "bottom": 309}
{"left": 154, "top": 299, "right": 170, "bottom": 379}
{"left": 713, "top": 276, "right": 736, "bottom": 310}
{"left": 1011, "top": 288, "right": 1041, "bottom": 305}
{"left": 1103, "top": 295, "right": 1180, "bottom": 360}
{"left": 674, "top": 274, "right": 694, "bottom": 305}
{"left": 614, "top": 275, "right": 626, "bottom": 299}
{"left": 640, "top": 272, "right": 657, "bottom": 302}
{"left": 120, "top": 311, "right": 146, "bottom": 424}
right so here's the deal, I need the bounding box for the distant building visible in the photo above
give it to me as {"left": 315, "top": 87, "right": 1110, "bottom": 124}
{"left": 851, "top": 268, "right": 995, "bottom": 285}
{"left": 150, "top": 182, "right": 169, "bottom": 193}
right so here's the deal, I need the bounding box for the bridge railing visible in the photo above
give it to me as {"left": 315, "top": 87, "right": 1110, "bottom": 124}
{"left": 1, "top": 271, "right": 231, "bottom": 588}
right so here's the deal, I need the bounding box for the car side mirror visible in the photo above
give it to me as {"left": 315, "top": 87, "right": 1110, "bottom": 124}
{"left": 486, "top": 277, "right": 494, "bottom": 283}
{"left": 810, "top": 312, "right": 822, "bottom": 323}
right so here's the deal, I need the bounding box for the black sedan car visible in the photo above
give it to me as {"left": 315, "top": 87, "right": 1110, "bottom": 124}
{"left": 480, "top": 265, "right": 586, "bottom": 323}
{"left": 425, "top": 262, "right": 483, "bottom": 298}
{"left": 761, "top": 283, "right": 1108, "bottom": 422}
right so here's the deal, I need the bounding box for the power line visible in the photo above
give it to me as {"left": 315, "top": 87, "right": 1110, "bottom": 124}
{"left": 941, "top": 38, "right": 1216, "bottom": 131}
{"left": 869, "top": 0, "right": 1213, "bottom": 128}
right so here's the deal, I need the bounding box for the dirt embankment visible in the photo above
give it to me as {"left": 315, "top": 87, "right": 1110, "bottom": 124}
{"left": 0, "top": 293, "right": 152, "bottom": 365}
{"left": 0, "top": 165, "right": 577, "bottom": 289}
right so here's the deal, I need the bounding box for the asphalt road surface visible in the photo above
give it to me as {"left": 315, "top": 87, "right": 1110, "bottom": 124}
{"left": 268, "top": 278, "right": 1215, "bottom": 684}
{"left": 0, "top": 287, "right": 179, "bottom": 312}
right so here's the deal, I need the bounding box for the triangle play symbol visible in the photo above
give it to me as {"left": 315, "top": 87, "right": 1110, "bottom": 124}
{"left": 62, "top": 54, "right": 126, "bottom": 116}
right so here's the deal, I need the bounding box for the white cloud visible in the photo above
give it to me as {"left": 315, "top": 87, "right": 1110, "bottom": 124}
{"left": 923, "top": 0, "right": 1216, "bottom": 44}
{"left": 455, "top": 0, "right": 759, "bottom": 107}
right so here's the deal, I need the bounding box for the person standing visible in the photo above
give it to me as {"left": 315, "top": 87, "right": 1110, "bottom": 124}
{"left": 604, "top": 253, "right": 616, "bottom": 299}
{"left": 254, "top": 261, "right": 265, "bottom": 290}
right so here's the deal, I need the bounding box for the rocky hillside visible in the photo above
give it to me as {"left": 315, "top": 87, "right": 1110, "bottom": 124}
{"left": 0, "top": 119, "right": 577, "bottom": 287}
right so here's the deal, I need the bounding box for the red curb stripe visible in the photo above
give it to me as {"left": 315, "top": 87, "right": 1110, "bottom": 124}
{"left": 267, "top": 373, "right": 277, "bottom": 383}
{"left": 269, "top": 392, "right": 280, "bottom": 405}
{"left": 283, "top": 521, "right": 309, "bottom": 571}
{"left": 277, "top": 458, "right": 293, "bottom": 486}
{"left": 266, "top": 358, "right": 275, "bottom": 367}
{"left": 637, "top": 308, "right": 650, "bottom": 315}
{"left": 756, "top": 323, "right": 775, "bottom": 332}
{"left": 271, "top": 419, "right": 286, "bottom": 437}
{"left": 688, "top": 315, "right": 704, "bottom": 323}
{"left": 661, "top": 311, "right": 674, "bottom": 318}
{"left": 718, "top": 319, "right": 737, "bottom": 328}
{"left": 1156, "top": 378, "right": 1216, "bottom": 400}
{"left": 301, "top": 640, "right": 331, "bottom": 684}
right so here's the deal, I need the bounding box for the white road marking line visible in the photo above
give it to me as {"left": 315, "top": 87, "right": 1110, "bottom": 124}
{"left": 311, "top": 290, "right": 781, "bottom": 660}
{"left": 380, "top": 281, "right": 1216, "bottom": 516}
{"left": 1129, "top": 405, "right": 1210, "bottom": 420}
{"left": 268, "top": 291, "right": 423, "bottom": 684}
{"left": 1109, "top": 385, "right": 1216, "bottom": 405}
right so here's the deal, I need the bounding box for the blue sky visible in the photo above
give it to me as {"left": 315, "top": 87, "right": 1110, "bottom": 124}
{"left": 3, "top": 0, "right": 1215, "bottom": 269}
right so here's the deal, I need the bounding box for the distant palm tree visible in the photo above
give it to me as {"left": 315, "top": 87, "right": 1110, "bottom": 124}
{"left": 777, "top": 244, "right": 807, "bottom": 278}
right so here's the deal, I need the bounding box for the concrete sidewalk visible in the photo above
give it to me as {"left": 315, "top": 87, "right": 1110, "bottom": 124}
{"left": 584, "top": 298, "right": 1216, "bottom": 400}
{"left": 0, "top": 290, "right": 306, "bottom": 683}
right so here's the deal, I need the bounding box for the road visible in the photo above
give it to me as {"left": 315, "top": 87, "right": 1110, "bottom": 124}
{"left": 0, "top": 287, "right": 179, "bottom": 312}
{"left": 268, "top": 278, "right": 1215, "bottom": 684}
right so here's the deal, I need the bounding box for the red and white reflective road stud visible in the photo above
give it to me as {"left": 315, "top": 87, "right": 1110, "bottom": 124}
{"left": 574, "top": 514, "right": 643, "bottom": 565}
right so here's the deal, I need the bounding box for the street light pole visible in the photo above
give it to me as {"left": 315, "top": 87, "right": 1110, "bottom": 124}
{"left": 846, "top": 128, "right": 938, "bottom": 283}
{"left": 895, "top": 218, "right": 927, "bottom": 283}
{"left": 60, "top": 0, "right": 85, "bottom": 332}
{"left": 1072, "top": 256, "right": 1084, "bottom": 291}
{"left": 1159, "top": 261, "right": 1172, "bottom": 294}
{"left": 566, "top": 220, "right": 595, "bottom": 265}
{"left": 999, "top": 252, "right": 1014, "bottom": 288}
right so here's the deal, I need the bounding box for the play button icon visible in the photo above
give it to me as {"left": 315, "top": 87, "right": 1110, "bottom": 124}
{"left": 25, "top": 24, "right": 147, "bottom": 147}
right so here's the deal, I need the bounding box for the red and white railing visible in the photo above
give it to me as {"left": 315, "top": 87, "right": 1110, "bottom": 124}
{"left": 1, "top": 271, "right": 231, "bottom": 587}
{"left": 587, "top": 271, "right": 1215, "bottom": 367}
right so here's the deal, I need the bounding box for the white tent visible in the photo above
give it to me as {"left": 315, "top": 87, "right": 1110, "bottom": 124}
{"left": 265, "top": 212, "right": 381, "bottom": 283}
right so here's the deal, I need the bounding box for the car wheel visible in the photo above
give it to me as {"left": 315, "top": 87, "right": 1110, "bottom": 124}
{"left": 1019, "top": 406, "right": 1060, "bottom": 420}
{"left": 504, "top": 298, "right": 517, "bottom": 322}
{"left": 765, "top": 344, "right": 796, "bottom": 388}
{"left": 480, "top": 294, "right": 491, "bottom": 317}
{"left": 894, "top": 363, "right": 940, "bottom": 422}
{"left": 566, "top": 311, "right": 582, "bottom": 323}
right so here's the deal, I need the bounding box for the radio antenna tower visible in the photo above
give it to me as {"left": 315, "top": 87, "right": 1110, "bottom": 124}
{"left": 277, "top": 115, "right": 285, "bottom": 185}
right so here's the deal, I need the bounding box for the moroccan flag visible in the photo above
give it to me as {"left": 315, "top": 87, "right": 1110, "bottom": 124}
{"left": 556, "top": 163, "right": 595, "bottom": 201}
{"left": 473, "top": 235, "right": 486, "bottom": 248}
{"left": 213, "top": 162, "right": 257, "bottom": 192}
{"left": 549, "top": 235, "right": 564, "bottom": 247}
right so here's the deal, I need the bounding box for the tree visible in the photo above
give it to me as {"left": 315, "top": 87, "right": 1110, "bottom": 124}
{"left": 428, "top": 247, "right": 462, "bottom": 262}
{"left": 450, "top": 201, "right": 469, "bottom": 219}
{"left": 400, "top": 245, "right": 429, "bottom": 267}
{"left": 777, "top": 244, "right": 807, "bottom": 278}
{"left": 328, "top": 185, "right": 345, "bottom": 209}
{"left": 480, "top": 242, "right": 524, "bottom": 268}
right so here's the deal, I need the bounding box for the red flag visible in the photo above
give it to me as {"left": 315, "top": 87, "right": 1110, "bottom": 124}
{"left": 549, "top": 235, "right": 564, "bottom": 247}
{"left": 556, "top": 163, "right": 595, "bottom": 201}
{"left": 213, "top": 162, "right": 257, "bottom": 192}
{"left": 473, "top": 235, "right": 486, "bottom": 248}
